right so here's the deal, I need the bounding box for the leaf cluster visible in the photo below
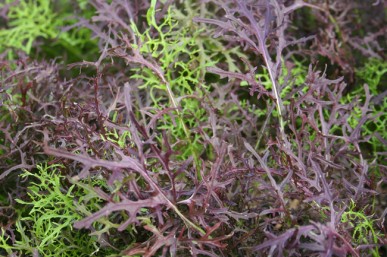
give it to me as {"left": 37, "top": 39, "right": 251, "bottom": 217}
{"left": 0, "top": 0, "right": 98, "bottom": 62}
{"left": 0, "top": 0, "right": 386, "bottom": 256}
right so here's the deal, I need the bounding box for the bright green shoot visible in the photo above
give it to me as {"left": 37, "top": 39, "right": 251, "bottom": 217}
{"left": 0, "top": 0, "right": 97, "bottom": 60}
{"left": 341, "top": 200, "right": 382, "bottom": 257}
{"left": 129, "top": 0, "right": 214, "bottom": 174}
{"left": 2, "top": 163, "right": 107, "bottom": 256}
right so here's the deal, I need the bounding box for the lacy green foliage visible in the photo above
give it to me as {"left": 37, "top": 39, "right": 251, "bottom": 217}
{"left": 0, "top": 0, "right": 97, "bottom": 61}
{"left": 130, "top": 0, "right": 213, "bottom": 161}
{"left": 341, "top": 200, "right": 381, "bottom": 257}
{"left": 0, "top": 163, "right": 108, "bottom": 256}
{"left": 355, "top": 59, "right": 387, "bottom": 155}
{"left": 355, "top": 58, "right": 387, "bottom": 94}
{"left": 0, "top": 0, "right": 58, "bottom": 56}
{"left": 338, "top": 58, "right": 387, "bottom": 160}
{"left": 173, "top": 0, "right": 249, "bottom": 75}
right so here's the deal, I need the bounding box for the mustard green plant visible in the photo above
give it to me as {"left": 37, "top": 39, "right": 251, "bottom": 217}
{"left": 130, "top": 0, "right": 214, "bottom": 166}
{"left": 0, "top": 0, "right": 97, "bottom": 61}
{"left": 0, "top": 163, "right": 113, "bottom": 256}
{"left": 335, "top": 58, "right": 387, "bottom": 162}
{"left": 341, "top": 200, "right": 382, "bottom": 257}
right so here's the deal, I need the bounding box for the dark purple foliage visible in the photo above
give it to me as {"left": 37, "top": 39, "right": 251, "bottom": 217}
{"left": 1, "top": 0, "right": 386, "bottom": 256}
